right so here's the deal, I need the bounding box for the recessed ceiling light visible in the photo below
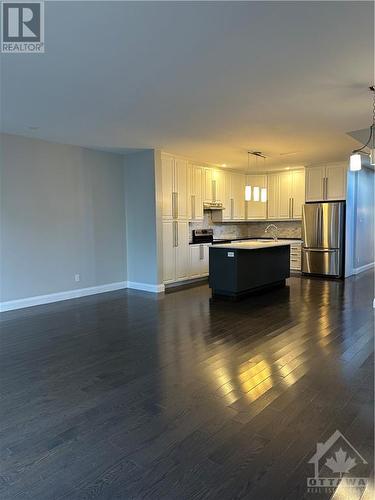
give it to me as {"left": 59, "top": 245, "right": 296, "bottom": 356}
{"left": 285, "top": 167, "right": 290, "bottom": 170}
{"left": 221, "top": 164, "right": 227, "bottom": 167}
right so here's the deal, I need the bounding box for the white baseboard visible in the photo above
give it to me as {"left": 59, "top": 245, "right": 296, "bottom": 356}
{"left": 127, "top": 281, "right": 165, "bottom": 293}
{"left": 352, "top": 262, "right": 374, "bottom": 275}
{"left": 0, "top": 281, "right": 127, "bottom": 312}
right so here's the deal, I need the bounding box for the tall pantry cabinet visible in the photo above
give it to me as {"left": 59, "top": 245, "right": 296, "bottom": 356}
{"left": 161, "top": 154, "right": 189, "bottom": 283}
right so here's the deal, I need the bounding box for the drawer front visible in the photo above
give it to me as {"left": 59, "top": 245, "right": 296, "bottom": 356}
{"left": 290, "top": 243, "right": 301, "bottom": 271}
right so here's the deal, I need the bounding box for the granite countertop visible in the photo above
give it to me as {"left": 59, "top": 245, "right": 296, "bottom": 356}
{"left": 211, "top": 241, "right": 292, "bottom": 250}
{"left": 189, "top": 237, "right": 302, "bottom": 245}
{"left": 223, "top": 237, "right": 302, "bottom": 242}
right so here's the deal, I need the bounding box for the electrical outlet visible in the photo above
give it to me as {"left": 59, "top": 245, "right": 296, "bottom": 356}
{"left": 75, "top": 274, "right": 80, "bottom": 282}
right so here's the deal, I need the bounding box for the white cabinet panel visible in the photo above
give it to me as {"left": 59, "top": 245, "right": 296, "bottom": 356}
{"left": 189, "top": 244, "right": 210, "bottom": 278}
{"left": 279, "top": 172, "right": 292, "bottom": 219}
{"left": 291, "top": 170, "right": 305, "bottom": 218}
{"left": 162, "top": 221, "right": 189, "bottom": 283}
{"left": 232, "top": 173, "right": 245, "bottom": 220}
{"left": 162, "top": 221, "right": 175, "bottom": 282}
{"left": 267, "top": 174, "right": 280, "bottom": 219}
{"left": 267, "top": 170, "right": 304, "bottom": 219}
{"left": 222, "top": 171, "right": 232, "bottom": 220}
{"left": 161, "top": 154, "right": 188, "bottom": 220}
{"left": 175, "top": 221, "right": 189, "bottom": 280}
{"left": 212, "top": 169, "right": 224, "bottom": 202}
{"left": 174, "top": 158, "right": 188, "bottom": 220}
{"left": 189, "top": 245, "right": 202, "bottom": 278}
{"left": 325, "top": 164, "right": 346, "bottom": 201}
{"left": 203, "top": 168, "right": 213, "bottom": 202}
{"left": 305, "top": 166, "right": 326, "bottom": 202}
{"left": 161, "top": 155, "right": 174, "bottom": 219}
{"left": 305, "top": 164, "right": 347, "bottom": 202}
{"left": 188, "top": 164, "right": 203, "bottom": 221}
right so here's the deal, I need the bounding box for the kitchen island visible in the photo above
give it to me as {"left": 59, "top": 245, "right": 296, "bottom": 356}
{"left": 209, "top": 241, "right": 290, "bottom": 299}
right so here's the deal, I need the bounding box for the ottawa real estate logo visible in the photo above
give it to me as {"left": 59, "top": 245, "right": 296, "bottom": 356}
{"left": 307, "top": 430, "right": 369, "bottom": 494}
{"left": 1, "top": 1, "right": 44, "bottom": 53}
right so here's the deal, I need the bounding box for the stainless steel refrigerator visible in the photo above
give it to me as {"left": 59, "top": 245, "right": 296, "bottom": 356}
{"left": 301, "top": 202, "right": 345, "bottom": 277}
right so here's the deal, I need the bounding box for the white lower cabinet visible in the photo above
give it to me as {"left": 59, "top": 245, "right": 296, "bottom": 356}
{"left": 189, "top": 244, "right": 210, "bottom": 278}
{"left": 162, "top": 221, "right": 189, "bottom": 283}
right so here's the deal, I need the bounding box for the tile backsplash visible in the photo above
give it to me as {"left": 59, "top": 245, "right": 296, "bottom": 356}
{"left": 190, "top": 212, "right": 302, "bottom": 240}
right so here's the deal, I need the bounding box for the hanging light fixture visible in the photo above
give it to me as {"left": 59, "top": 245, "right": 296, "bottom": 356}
{"left": 244, "top": 151, "right": 252, "bottom": 201}
{"left": 349, "top": 86, "right": 375, "bottom": 171}
{"left": 245, "top": 151, "right": 267, "bottom": 202}
{"left": 260, "top": 155, "right": 267, "bottom": 203}
{"left": 253, "top": 153, "right": 260, "bottom": 201}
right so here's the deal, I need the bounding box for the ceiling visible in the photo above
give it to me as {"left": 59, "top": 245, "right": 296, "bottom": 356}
{"left": 1, "top": 1, "right": 374, "bottom": 171}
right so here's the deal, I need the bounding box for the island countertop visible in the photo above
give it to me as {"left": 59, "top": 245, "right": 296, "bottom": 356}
{"left": 210, "top": 241, "right": 291, "bottom": 250}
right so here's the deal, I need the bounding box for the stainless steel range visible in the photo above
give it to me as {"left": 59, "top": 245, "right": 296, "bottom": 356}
{"left": 192, "top": 229, "right": 231, "bottom": 245}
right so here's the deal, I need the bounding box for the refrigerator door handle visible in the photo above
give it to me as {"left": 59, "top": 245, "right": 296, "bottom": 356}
{"left": 304, "top": 248, "right": 336, "bottom": 252}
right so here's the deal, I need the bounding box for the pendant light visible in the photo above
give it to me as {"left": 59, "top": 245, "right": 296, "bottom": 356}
{"left": 245, "top": 151, "right": 268, "bottom": 202}
{"left": 349, "top": 86, "right": 375, "bottom": 171}
{"left": 253, "top": 153, "right": 260, "bottom": 201}
{"left": 260, "top": 155, "right": 267, "bottom": 203}
{"left": 244, "top": 151, "right": 252, "bottom": 201}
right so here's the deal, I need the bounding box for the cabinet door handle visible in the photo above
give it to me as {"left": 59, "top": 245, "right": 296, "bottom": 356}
{"left": 231, "top": 198, "right": 234, "bottom": 220}
{"left": 191, "top": 195, "right": 195, "bottom": 220}
{"left": 172, "top": 192, "right": 177, "bottom": 219}
{"left": 212, "top": 180, "right": 216, "bottom": 201}
{"left": 175, "top": 192, "right": 178, "bottom": 218}
{"left": 199, "top": 244, "right": 204, "bottom": 260}
{"left": 322, "top": 177, "right": 325, "bottom": 200}
{"left": 325, "top": 177, "right": 328, "bottom": 199}
{"left": 173, "top": 221, "right": 178, "bottom": 247}
{"left": 176, "top": 222, "right": 178, "bottom": 247}
{"left": 288, "top": 198, "right": 291, "bottom": 218}
{"left": 291, "top": 198, "right": 294, "bottom": 218}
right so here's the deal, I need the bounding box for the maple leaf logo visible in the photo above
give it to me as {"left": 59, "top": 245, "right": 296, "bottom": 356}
{"left": 325, "top": 448, "right": 357, "bottom": 477}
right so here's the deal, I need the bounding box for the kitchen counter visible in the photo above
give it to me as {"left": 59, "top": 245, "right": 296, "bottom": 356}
{"left": 189, "top": 237, "right": 302, "bottom": 245}
{"left": 211, "top": 241, "right": 291, "bottom": 250}
{"left": 209, "top": 242, "right": 290, "bottom": 299}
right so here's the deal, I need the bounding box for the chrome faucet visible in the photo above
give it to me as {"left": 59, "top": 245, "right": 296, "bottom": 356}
{"left": 265, "top": 224, "right": 278, "bottom": 241}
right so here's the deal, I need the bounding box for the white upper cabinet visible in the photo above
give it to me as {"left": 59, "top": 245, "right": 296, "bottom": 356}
{"left": 325, "top": 164, "right": 347, "bottom": 201}
{"left": 161, "top": 154, "right": 175, "bottom": 219}
{"left": 246, "top": 174, "right": 267, "bottom": 220}
{"left": 161, "top": 154, "right": 188, "bottom": 220}
{"left": 305, "top": 164, "right": 347, "bottom": 202}
{"left": 291, "top": 170, "right": 305, "bottom": 218}
{"left": 279, "top": 172, "right": 292, "bottom": 219}
{"left": 267, "top": 169, "right": 305, "bottom": 219}
{"left": 222, "top": 172, "right": 245, "bottom": 221}
{"left": 267, "top": 174, "right": 280, "bottom": 219}
{"left": 174, "top": 158, "right": 188, "bottom": 219}
{"left": 305, "top": 166, "right": 325, "bottom": 202}
{"left": 188, "top": 163, "right": 203, "bottom": 221}
{"left": 222, "top": 171, "right": 232, "bottom": 220}
{"left": 231, "top": 173, "right": 246, "bottom": 220}
{"left": 204, "top": 168, "right": 224, "bottom": 202}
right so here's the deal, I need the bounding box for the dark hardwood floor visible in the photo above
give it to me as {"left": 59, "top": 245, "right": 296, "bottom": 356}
{"left": 0, "top": 271, "right": 374, "bottom": 499}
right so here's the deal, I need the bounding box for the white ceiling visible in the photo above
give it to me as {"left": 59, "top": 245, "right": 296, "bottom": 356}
{"left": 1, "top": 1, "right": 374, "bottom": 170}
